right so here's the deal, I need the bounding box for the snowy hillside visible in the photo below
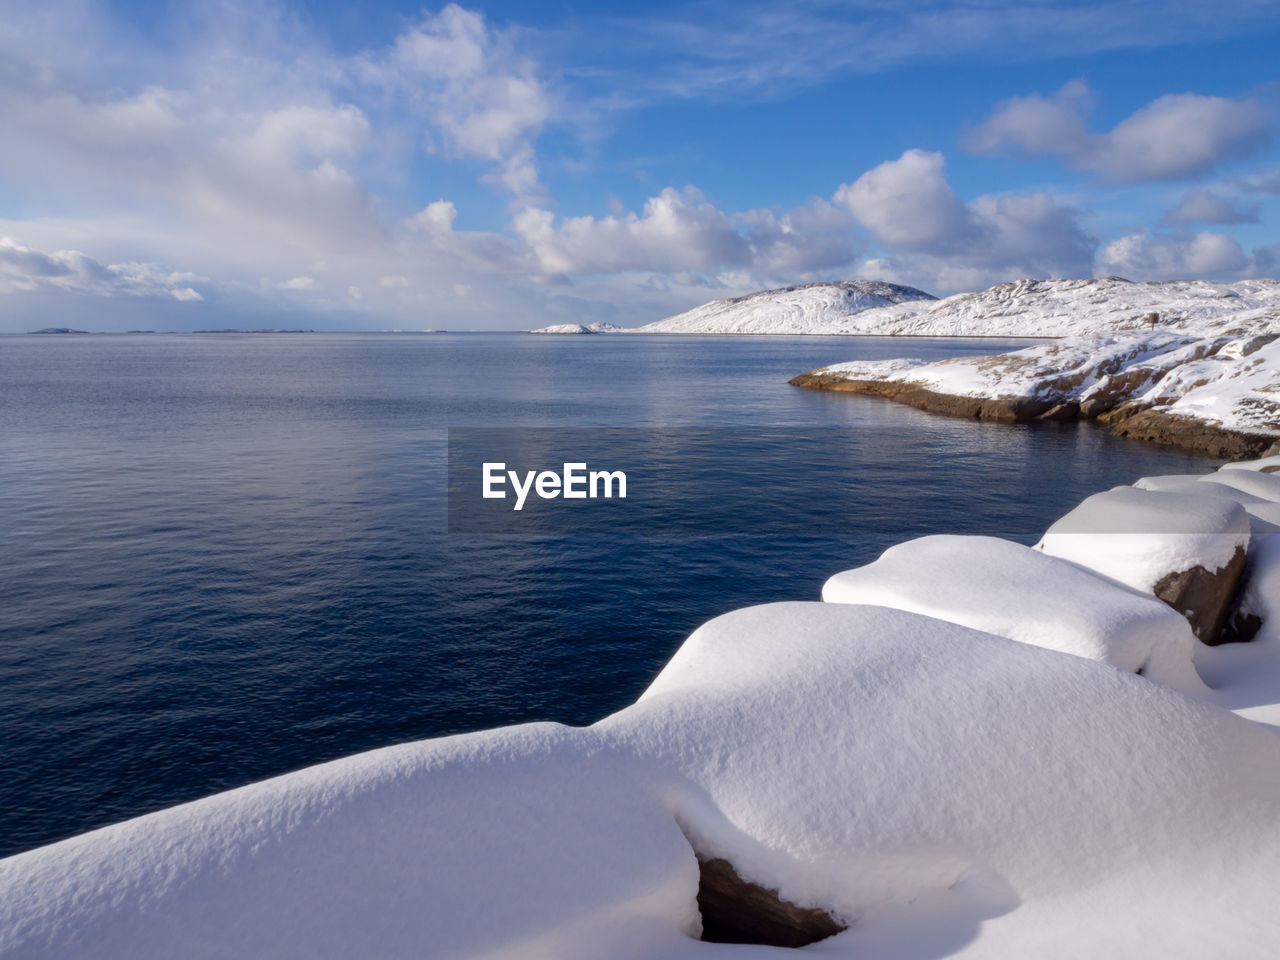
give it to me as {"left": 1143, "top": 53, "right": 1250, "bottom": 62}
{"left": 633, "top": 277, "right": 1280, "bottom": 337}
{"left": 848, "top": 277, "right": 1280, "bottom": 338}
{"left": 530, "top": 321, "right": 625, "bottom": 334}
{"left": 631, "top": 280, "right": 935, "bottom": 335}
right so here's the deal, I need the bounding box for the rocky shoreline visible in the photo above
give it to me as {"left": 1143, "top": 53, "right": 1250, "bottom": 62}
{"left": 791, "top": 326, "right": 1280, "bottom": 459}
{"left": 790, "top": 368, "right": 1278, "bottom": 459}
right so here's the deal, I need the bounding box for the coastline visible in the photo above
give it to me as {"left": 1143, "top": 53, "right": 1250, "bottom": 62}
{"left": 790, "top": 369, "right": 1278, "bottom": 459}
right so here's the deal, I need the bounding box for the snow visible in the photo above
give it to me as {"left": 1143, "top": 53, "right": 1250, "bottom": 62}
{"left": 7, "top": 461, "right": 1280, "bottom": 959}
{"left": 607, "top": 602, "right": 1280, "bottom": 957}
{"left": 529, "top": 321, "right": 624, "bottom": 334}
{"left": 1221, "top": 454, "right": 1280, "bottom": 473}
{"left": 0, "top": 722, "right": 702, "bottom": 960}
{"left": 637, "top": 276, "right": 1280, "bottom": 338}
{"left": 820, "top": 534, "right": 1203, "bottom": 691}
{"left": 630, "top": 280, "right": 934, "bottom": 335}
{"left": 807, "top": 327, "right": 1280, "bottom": 439}
{"left": 1195, "top": 533, "right": 1280, "bottom": 727}
{"left": 1199, "top": 466, "right": 1280, "bottom": 503}
{"left": 1037, "top": 486, "right": 1250, "bottom": 592}
{"left": 1133, "top": 474, "right": 1280, "bottom": 534}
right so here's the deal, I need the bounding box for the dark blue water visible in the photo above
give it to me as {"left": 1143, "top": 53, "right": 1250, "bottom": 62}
{"left": 0, "top": 332, "right": 1214, "bottom": 857}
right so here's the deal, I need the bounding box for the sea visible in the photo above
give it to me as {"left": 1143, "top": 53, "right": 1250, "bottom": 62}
{"left": 0, "top": 331, "right": 1215, "bottom": 857}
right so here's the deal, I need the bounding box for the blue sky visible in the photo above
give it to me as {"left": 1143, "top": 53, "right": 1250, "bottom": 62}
{"left": 0, "top": 0, "right": 1278, "bottom": 330}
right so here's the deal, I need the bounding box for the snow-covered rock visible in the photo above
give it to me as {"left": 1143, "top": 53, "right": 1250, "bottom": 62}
{"left": 792, "top": 325, "right": 1280, "bottom": 457}
{"left": 609, "top": 602, "right": 1280, "bottom": 957}
{"left": 1220, "top": 453, "right": 1280, "bottom": 473}
{"left": 0, "top": 723, "right": 700, "bottom": 960}
{"left": 1199, "top": 466, "right": 1280, "bottom": 503}
{"left": 1038, "top": 487, "right": 1250, "bottom": 642}
{"left": 1133, "top": 474, "right": 1280, "bottom": 535}
{"left": 632, "top": 281, "right": 934, "bottom": 335}
{"left": 1194, "top": 531, "right": 1280, "bottom": 720}
{"left": 821, "top": 535, "right": 1203, "bottom": 691}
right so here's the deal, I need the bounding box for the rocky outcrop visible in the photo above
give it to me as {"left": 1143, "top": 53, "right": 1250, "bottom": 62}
{"left": 1037, "top": 488, "right": 1252, "bottom": 645}
{"left": 1100, "top": 407, "right": 1276, "bottom": 459}
{"left": 788, "top": 372, "right": 1075, "bottom": 421}
{"left": 790, "top": 371, "right": 1274, "bottom": 457}
{"left": 695, "top": 856, "right": 845, "bottom": 947}
{"left": 1153, "top": 546, "right": 1250, "bottom": 644}
{"left": 791, "top": 328, "right": 1280, "bottom": 459}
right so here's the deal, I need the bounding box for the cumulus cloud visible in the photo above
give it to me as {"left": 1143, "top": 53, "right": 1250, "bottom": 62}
{"left": 732, "top": 199, "right": 858, "bottom": 281}
{"left": 968, "top": 82, "right": 1272, "bottom": 182}
{"left": 0, "top": 237, "right": 205, "bottom": 300}
{"left": 965, "top": 80, "right": 1095, "bottom": 158}
{"left": 1161, "top": 188, "right": 1259, "bottom": 226}
{"left": 833, "top": 150, "right": 1095, "bottom": 290}
{"left": 513, "top": 187, "right": 750, "bottom": 276}
{"left": 834, "top": 150, "right": 981, "bottom": 254}
{"left": 509, "top": 188, "right": 861, "bottom": 286}
{"left": 1097, "top": 230, "right": 1250, "bottom": 280}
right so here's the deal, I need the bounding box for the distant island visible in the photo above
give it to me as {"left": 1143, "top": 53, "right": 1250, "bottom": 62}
{"left": 28, "top": 327, "right": 91, "bottom": 335}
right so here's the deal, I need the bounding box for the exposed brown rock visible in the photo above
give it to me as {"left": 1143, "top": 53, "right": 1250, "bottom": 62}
{"left": 1153, "top": 546, "right": 1249, "bottom": 645}
{"left": 1099, "top": 406, "right": 1276, "bottom": 459}
{"left": 787, "top": 373, "right": 1065, "bottom": 422}
{"left": 696, "top": 856, "right": 846, "bottom": 947}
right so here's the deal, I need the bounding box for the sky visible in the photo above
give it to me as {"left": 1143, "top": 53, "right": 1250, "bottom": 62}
{"left": 0, "top": 0, "right": 1278, "bottom": 331}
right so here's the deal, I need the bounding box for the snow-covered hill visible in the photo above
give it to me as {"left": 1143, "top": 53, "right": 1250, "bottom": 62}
{"left": 849, "top": 277, "right": 1280, "bottom": 338}
{"left": 631, "top": 280, "right": 935, "bottom": 335}
{"left": 529, "top": 321, "right": 625, "bottom": 334}
{"left": 634, "top": 277, "right": 1280, "bottom": 338}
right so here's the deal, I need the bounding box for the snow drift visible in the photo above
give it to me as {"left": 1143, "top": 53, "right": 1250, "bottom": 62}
{"left": 821, "top": 534, "right": 1203, "bottom": 691}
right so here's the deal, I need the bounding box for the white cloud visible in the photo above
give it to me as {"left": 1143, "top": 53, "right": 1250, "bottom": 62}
{"left": 968, "top": 82, "right": 1272, "bottom": 182}
{"left": 732, "top": 199, "right": 858, "bottom": 281}
{"left": 832, "top": 151, "right": 1095, "bottom": 291}
{"left": 0, "top": 236, "right": 206, "bottom": 300}
{"left": 1097, "top": 230, "right": 1250, "bottom": 280}
{"left": 279, "top": 276, "right": 315, "bottom": 290}
{"left": 834, "top": 150, "right": 981, "bottom": 254}
{"left": 965, "top": 80, "right": 1094, "bottom": 156}
{"left": 509, "top": 188, "right": 861, "bottom": 287}
{"left": 362, "top": 4, "right": 551, "bottom": 200}
{"left": 513, "top": 187, "right": 750, "bottom": 276}
{"left": 1161, "top": 188, "right": 1259, "bottom": 226}
{"left": 404, "top": 201, "right": 459, "bottom": 233}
